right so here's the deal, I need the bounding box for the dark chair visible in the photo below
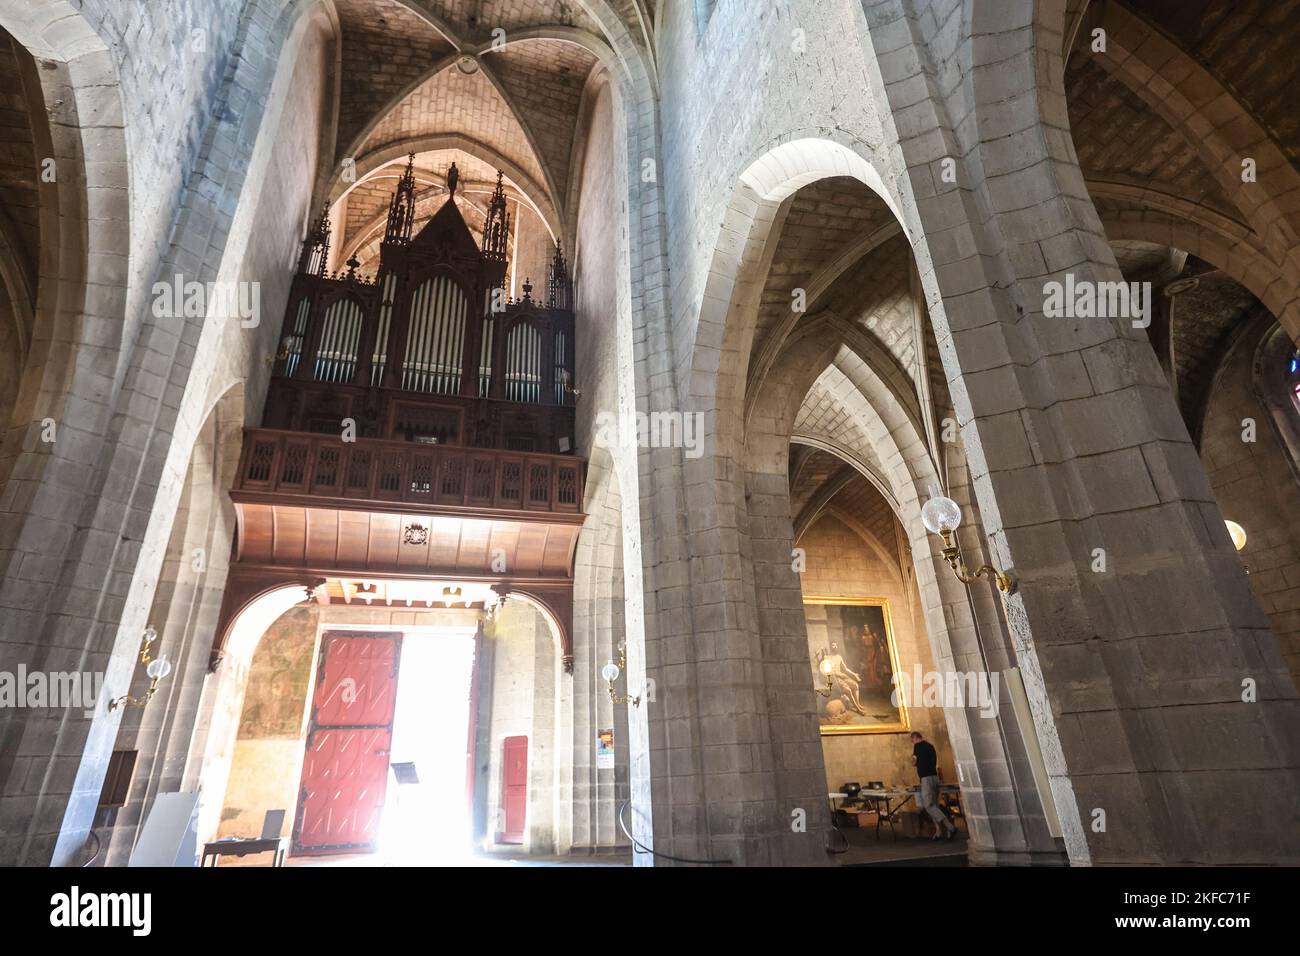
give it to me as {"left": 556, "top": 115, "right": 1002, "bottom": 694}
{"left": 858, "top": 783, "right": 898, "bottom": 840}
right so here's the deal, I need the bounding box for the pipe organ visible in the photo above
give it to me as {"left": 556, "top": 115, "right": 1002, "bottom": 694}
{"left": 267, "top": 158, "right": 577, "bottom": 453}
{"left": 216, "top": 157, "right": 586, "bottom": 675}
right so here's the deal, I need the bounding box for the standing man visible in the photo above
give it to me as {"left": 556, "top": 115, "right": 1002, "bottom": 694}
{"left": 911, "top": 731, "right": 956, "bottom": 840}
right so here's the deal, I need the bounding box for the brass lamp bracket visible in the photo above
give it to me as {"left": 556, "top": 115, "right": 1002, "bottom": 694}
{"left": 605, "top": 643, "right": 641, "bottom": 707}
{"left": 940, "top": 530, "right": 1018, "bottom": 595}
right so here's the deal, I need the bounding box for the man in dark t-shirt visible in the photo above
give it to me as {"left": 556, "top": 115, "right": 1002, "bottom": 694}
{"left": 911, "top": 731, "right": 956, "bottom": 839}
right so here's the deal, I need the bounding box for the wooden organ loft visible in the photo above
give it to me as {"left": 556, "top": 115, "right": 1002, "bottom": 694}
{"left": 211, "top": 159, "right": 585, "bottom": 671}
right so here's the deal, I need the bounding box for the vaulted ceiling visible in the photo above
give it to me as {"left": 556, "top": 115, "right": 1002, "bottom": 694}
{"left": 0, "top": 29, "right": 40, "bottom": 317}
{"left": 752, "top": 0, "right": 1300, "bottom": 541}
{"left": 325, "top": 0, "right": 620, "bottom": 280}
{"left": 789, "top": 446, "right": 900, "bottom": 566}
{"left": 1064, "top": 0, "right": 1299, "bottom": 443}
{"left": 1133, "top": 0, "right": 1300, "bottom": 167}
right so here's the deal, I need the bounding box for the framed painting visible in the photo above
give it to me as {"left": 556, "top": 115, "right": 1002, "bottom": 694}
{"left": 803, "top": 596, "right": 908, "bottom": 735}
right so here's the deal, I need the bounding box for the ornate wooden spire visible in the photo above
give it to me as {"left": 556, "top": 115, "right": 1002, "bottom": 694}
{"left": 547, "top": 240, "right": 572, "bottom": 310}
{"left": 482, "top": 171, "right": 510, "bottom": 264}
{"left": 297, "top": 203, "right": 331, "bottom": 276}
{"left": 384, "top": 152, "right": 418, "bottom": 245}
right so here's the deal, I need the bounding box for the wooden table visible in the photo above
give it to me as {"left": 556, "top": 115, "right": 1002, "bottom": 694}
{"left": 201, "top": 837, "right": 287, "bottom": 867}
{"left": 830, "top": 786, "right": 962, "bottom": 840}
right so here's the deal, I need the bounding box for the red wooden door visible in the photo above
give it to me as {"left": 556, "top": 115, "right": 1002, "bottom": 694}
{"left": 293, "top": 631, "right": 402, "bottom": 855}
{"left": 498, "top": 735, "right": 528, "bottom": 844}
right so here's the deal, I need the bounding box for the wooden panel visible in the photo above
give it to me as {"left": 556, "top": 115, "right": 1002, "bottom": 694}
{"left": 304, "top": 508, "right": 339, "bottom": 566}
{"left": 514, "top": 523, "right": 550, "bottom": 575}
{"left": 272, "top": 507, "right": 306, "bottom": 565}
{"left": 456, "top": 520, "right": 492, "bottom": 571}
{"left": 239, "top": 506, "right": 275, "bottom": 561}
{"left": 488, "top": 524, "right": 521, "bottom": 573}
{"left": 232, "top": 505, "right": 580, "bottom": 578}
{"left": 544, "top": 527, "right": 576, "bottom": 571}
{"left": 337, "top": 510, "right": 372, "bottom": 566}
{"left": 429, "top": 517, "right": 462, "bottom": 569}
{"left": 367, "top": 512, "right": 401, "bottom": 568}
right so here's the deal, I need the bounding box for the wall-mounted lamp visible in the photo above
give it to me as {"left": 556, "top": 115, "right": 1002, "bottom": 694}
{"left": 108, "top": 626, "right": 173, "bottom": 712}
{"left": 1225, "top": 519, "right": 1247, "bottom": 553}
{"left": 1225, "top": 519, "right": 1248, "bottom": 573}
{"left": 601, "top": 641, "right": 641, "bottom": 707}
{"left": 921, "top": 495, "right": 1018, "bottom": 595}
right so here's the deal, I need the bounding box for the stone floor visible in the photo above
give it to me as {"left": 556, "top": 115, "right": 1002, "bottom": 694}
{"left": 834, "top": 827, "right": 969, "bottom": 866}
{"left": 209, "top": 831, "right": 966, "bottom": 867}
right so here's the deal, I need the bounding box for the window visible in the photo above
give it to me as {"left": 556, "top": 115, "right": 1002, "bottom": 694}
{"left": 1289, "top": 348, "right": 1300, "bottom": 413}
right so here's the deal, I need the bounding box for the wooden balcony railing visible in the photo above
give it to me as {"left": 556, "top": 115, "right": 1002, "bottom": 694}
{"left": 234, "top": 428, "right": 583, "bottom": 515}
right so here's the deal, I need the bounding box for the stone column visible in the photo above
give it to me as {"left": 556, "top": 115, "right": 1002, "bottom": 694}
{"left": 860, "top": 0, "right": 1300, "bottom": 864}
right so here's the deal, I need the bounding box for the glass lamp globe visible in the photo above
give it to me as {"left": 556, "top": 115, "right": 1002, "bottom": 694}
{"left": 601, "top": 661, "right": 620, "bottom": 683}
{"left": 146, "top": 655, "right": 172, "bottom": 680}
{"left": 921, "top": 495, "right": 962, "bottom": 535}
{"left": 1224, "top": 520, "right": 1247, "bottom": 553}
{"left": 819, "top": 657, "right": 834, "bottom": 676}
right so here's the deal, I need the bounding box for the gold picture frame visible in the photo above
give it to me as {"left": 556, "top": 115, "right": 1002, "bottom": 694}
{"left": 803, "top": 596, "right": 909, "bottom": 735}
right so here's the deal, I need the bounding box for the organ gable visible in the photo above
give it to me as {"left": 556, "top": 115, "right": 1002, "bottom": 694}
{"left": 406, "top": 169, "right": 490, "bottom": 270}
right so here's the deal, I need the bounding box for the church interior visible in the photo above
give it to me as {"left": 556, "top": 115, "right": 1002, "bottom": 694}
{"left": 0, "top": 0, "right": 1298, "bottom": 874}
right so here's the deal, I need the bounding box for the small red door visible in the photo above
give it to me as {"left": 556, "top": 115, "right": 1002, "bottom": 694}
{"left": 293, "top": 631, "right": 401, "bottom": 855}
{"left": 498, "top": 735, "right": 528, "bottom": 844}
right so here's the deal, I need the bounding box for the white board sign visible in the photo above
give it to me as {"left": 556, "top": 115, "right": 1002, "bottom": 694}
{"left": 129, "top": 791, "right": 200, "bottom": 867}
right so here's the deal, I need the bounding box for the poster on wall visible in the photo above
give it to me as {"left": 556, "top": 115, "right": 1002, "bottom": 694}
{"left": 596, "top": 729, "right": 615, "bottom": 769}
{"left": 804, "top": 597, "right": 908, "bottom": 735}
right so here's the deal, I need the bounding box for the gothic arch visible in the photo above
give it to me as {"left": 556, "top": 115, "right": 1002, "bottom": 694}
{"left": 328, "top": 135, "right": 560, "bottom": 241}
{"left": 686, "top": 136, "right": 899, "bottom": 461}
{"left": 790, "top": 434, "right": 899, "bottom": 516}
{"left": 740, "top": 271, "right": 1070, "bottom": 862}
{"left": 21, "top": 0, "right": 343, "bottom": 867}
{"left": 104, "top": 383, "right": 246, "bottom": 861}
{"left": 1095, "top": 205, "right": 1290, "bottom": 324}
{"left": 194, "top": 581, "right": 319, "bottom": 845}
{"left": 1079, "top": 1, "right": 1300, "bottom": 338}
{"left": 336, "top": 27, "right": 620, "bottom": 172}
{"left": 0, "top": 2, "right": 132, "bottom": 485}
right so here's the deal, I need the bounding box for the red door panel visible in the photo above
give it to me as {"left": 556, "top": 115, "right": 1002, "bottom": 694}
{"left": 499, "top": 735, "right": 528, "bottom": 845}
{"left": 295, "top": 727, "right": 391, "bottom": 850}
{"left": 294, "top": 632, "right": 401, "bottom": 855}
{"left": 313, "top": 635, "right": 400, "bottom": 726}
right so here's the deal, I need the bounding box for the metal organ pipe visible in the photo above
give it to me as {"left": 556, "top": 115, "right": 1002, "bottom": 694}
{"left": 403, "top": 276, "right": 467, "bottom": 395}
{"left": 371, "top": 272, "right": 396, "bottom": 387}
{"left": 506, "top": 322, "right": 541, "bottom": 403}
{"left": 313, "top": 298, "right": 363, "bottom": 383}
